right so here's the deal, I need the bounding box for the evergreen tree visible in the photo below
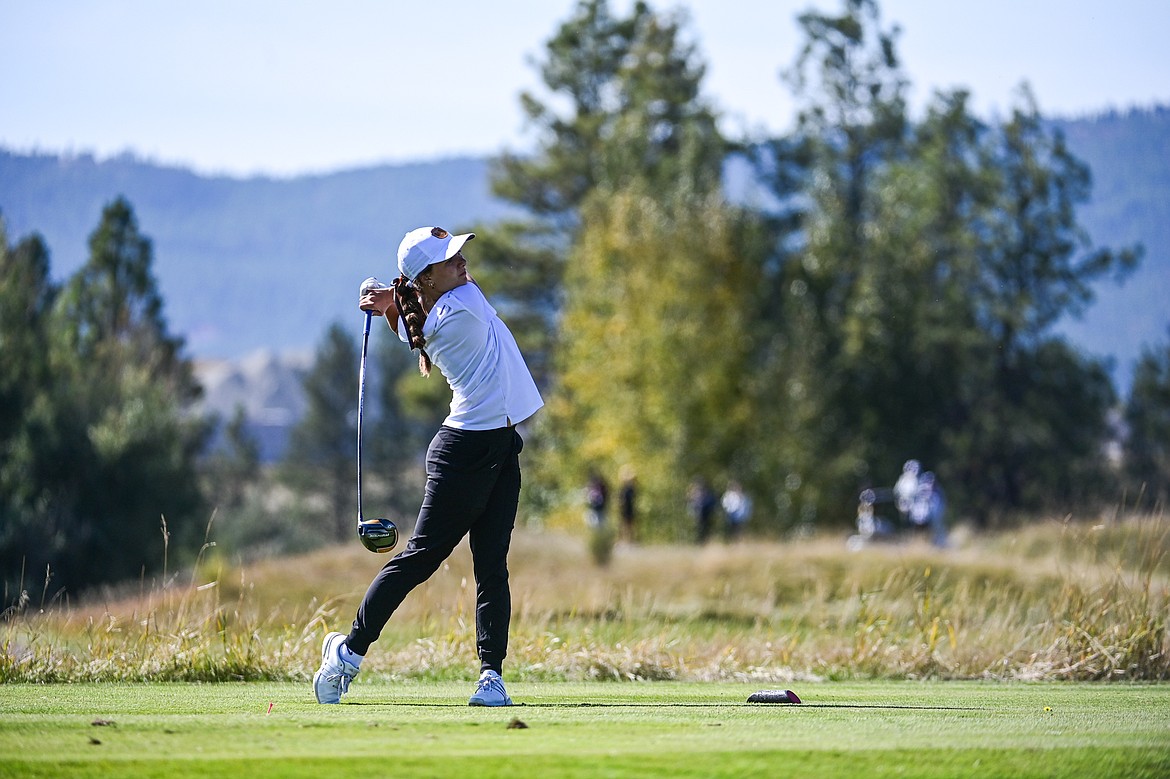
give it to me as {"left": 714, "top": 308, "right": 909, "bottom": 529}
{"left": 756, "top": 2, "right": 1139, "bottom": 526}
{"left": 202, "top": 404, "right": 261, "bottom": 513}
{"left": 59, "top": 198, "right": 208, "bottom": 586}
{"left": 0, "top": 221, "right": 59, "bottom": 599}
{"left": 56, "top": 199, "right": 197, "bottom": 395}
{"left": 486, "top": 0, "right": 731, "bottom": 426}
{"left": 951, "top": 90, "right": 1139, "bottom": 519}
{"left": 1124, "top": 333, "right": 1170, "bottom": 508}
{"left": 1, "top": 199, "right": 208, "bottom": 595}
{"left": 0, "top": 221, "right": 55, "bottom": 447}
{"left": 843, "top": 87, "right": 1139, "bottom": 522}
{"left": 492, "top": 0, "right": 727, "bottom": 221}
{"left": 284, "top": 322, "right": 359, "bottom": 541}
{"left": 848, "top": 89, "right": 996, "bottom": 509}
{"left": 492, "top": 0, "right": 772, "bottom": 534}
{"left": 752, "top": 0, "right": 910, "bottom": 525}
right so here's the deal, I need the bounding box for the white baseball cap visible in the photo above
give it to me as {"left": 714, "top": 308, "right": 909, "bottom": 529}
{"left": 397, "top": 226, "right": 475, "bottom": 281}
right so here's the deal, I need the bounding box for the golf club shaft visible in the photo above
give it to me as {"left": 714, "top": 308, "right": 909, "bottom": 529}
{"left": 357, "top": 310, "right": 372, "bottom": 524}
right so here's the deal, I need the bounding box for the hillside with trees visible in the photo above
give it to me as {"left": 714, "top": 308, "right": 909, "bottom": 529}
{"left": 0, "top": 109, "right": 1165, "bottom": 377}
{"left": 0, "top": 153, "right": 520, "bottom": 358}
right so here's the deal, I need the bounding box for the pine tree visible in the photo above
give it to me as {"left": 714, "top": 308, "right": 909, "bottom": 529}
{"left": 491, "top": 0, "right": 774, "bottom": 534}
{"left": 1124, "top": 333, "right": 1170, "bottom": 507}
{"left": 952, "top": 90, "right": 1139, "bottom": 519}
{"left": 284, "top": 322, "right": 359, "bottom": 541}
{"left": 0, "top": 221, "right": 59, "bottom": 598}
{"left": 2, "top": 199, "right": 208, "bottom": 593}
{"left": 752, "top": 0, "right": 911, "bottom": 525}
{"left": 492, "top": 0, "right": 727, "bottom": 220}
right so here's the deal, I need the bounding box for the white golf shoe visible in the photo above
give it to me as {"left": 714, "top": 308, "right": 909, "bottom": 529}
{"left": 313, "top": 632, "right": 360, "bottom": 704}
{"left": 468, "top": 669, "right": 513, "bottom": 707}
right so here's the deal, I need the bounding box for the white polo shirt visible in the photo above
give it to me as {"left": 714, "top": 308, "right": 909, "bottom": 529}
{"left": 398, "top": 283, "right": 543, "bottom": 430}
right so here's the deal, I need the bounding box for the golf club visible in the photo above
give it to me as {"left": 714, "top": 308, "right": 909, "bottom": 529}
{"left": 356, "top": 276, "right": 399, "bottom": 554}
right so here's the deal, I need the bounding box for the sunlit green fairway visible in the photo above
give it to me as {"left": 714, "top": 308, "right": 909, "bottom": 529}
{"left": 1, "top": 681, "right": 1167, "bottom": 778}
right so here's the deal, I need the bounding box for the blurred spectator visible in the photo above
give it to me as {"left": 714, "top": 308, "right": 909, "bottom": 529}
{"left": 618, "top": 465, "right": 638, "bottom": 543}
{"left": 910, "top": 471, "right": 948, "bottom": 548}
{"left": 893, "top": 459, "right": 920, "bottom": 524}
{"left": 721, "top": 481, "right": 752, "bottom": 541}
{"left": 584, "top": 471, "right": 608, "bottom": 528}
{"left": 688, "top": 478, "right": 717, "bottom": 544}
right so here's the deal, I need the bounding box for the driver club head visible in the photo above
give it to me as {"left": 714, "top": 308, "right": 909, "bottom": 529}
{"left": 358, "top": 517, "right": 399, "bottom": 554}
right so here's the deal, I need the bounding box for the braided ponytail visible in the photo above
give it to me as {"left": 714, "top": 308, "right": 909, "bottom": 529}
{"left": 392, "top": 275, "right": 433, "bottom": 377}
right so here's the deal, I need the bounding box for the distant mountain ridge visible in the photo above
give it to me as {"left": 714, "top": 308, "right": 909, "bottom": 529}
{"left": 2, "top": 106, "right": 1167, "bottom": 401}
{"left": 1049, "top": 107, "right": 1170, "bottom": 389}
{"left": 0, "top": 152, "right": 521, "bottom": 358}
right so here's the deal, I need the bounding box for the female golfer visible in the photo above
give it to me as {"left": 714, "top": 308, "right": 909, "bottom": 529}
{"left": 313, "top": 226, "right": 543, "bottom": 707}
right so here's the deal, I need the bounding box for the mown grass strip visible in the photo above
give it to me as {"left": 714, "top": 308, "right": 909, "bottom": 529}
{"left": 1, "top": 681, "right": 1167, "bottom": 779}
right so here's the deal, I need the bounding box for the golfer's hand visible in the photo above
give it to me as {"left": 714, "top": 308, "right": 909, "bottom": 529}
{"left": 359, "top": 288, "right": 393, "bottom": 316}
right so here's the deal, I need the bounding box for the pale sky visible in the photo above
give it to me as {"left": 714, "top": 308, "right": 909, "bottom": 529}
{"left": 3, "top": 0, "right": 1168, "bottom": 177}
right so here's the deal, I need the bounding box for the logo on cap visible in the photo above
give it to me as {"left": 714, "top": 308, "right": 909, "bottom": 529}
{"left": 431, "top": 228, "right": 449, "bottom": 239}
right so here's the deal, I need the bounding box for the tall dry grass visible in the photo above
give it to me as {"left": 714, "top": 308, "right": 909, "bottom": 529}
{"left": 2, "top": 511, "right": 1167, "bottom": 683}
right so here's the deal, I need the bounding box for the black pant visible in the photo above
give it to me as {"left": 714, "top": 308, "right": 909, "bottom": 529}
{"left": 347, "top": 425, "right": 524, "bottom": 674}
